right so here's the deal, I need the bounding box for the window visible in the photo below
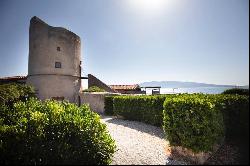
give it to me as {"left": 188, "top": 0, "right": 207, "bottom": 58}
{"left": 55, "top": 62, "right": 61, "bottom": 68}
{"left": 57, "top": 47, "right": 60, "bottom": 51}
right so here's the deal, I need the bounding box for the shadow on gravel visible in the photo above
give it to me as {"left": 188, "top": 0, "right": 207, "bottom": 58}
{"left": 104, "top": 117, "right": 165, "bottom": 139}
{"left": 204, "top": 136, "right": 249, "bottom": 165}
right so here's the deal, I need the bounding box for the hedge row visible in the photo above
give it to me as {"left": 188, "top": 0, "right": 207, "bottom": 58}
{"left": 216, "top": 94, "right": 249, "bottom": 138}
{"left": 222, "top": 88, "right": 249, "bottom": 96}
{"left": 112, "top": 95, "right": 169, "bottom": 126}
{"left": 109, "top": 94, "right": 249, "bottom": 153}
{"left": 104, "top": 96, "right": 115, "bottom": 115}
{"left": 0, "top": 98, "right": 116, "bottom": 165}
{"left": 163, "top": 94, "right": 225, "bottom": 152}
{"left": 104, "top": 94, "right": 121, "bottom": 116}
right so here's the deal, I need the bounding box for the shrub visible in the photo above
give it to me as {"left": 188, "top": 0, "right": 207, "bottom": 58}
{"left": 0, "top": 83, "right": 35, "bottom": 105}
{"left": 163, "top": 94, "right": 225, "bottom": 153}
{"left": 83, "top": 86, "right": 105, "bottom": 92}
{"left": 217, "top": 94, "right": 249, "bottom": 138}
{"left": 104, "top": 95, "right": 119, "bottom": 116}
{"left": 0, "top": 98, "right": 116, "bottom": 165}
{"left": 222, "top": 88, "right": 249, "bottom": 96}
{"left": 113, "top": 95, "right": 169, "bottom": 126}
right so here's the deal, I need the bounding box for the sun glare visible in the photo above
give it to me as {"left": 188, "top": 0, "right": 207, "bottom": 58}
{"left": 128, "top": 0, "right": 170, "bottom": 15}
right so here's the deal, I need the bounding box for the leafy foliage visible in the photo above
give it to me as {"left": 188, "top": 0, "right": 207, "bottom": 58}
{"left": 163, "top": 94, "right": 225, "bottom": 153}
{"left": 108, "top": 93, "right": 249, "bottom": 153}
{"left": 222, "top": 88, "right": 249, "bottom": 95}
{"left": 113, "top": 95, "right": 168, "bottom": 126}
{"left": 0, "top": 98, "right": 116, "bottom": 165}
{"left": 216, "top": 94, "right": 249, "bottom": 138}
{"left": 104, "top": 95, "right": 119, "bottom": 116}
{"left": 83, "top": 86, "right": 106, "bottom": 92}
{"left": 0, "top": 83, "right": 35, "bottom": 105}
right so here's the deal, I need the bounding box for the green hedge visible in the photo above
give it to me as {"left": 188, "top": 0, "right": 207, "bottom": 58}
{"left": 222, "top": 88, "right": 249, "bottom": 96}
{"left": 110, "top": 93, "right": 249, "bottom": 153}
{"left": 113, "top": 95, "right": 169, "bottom": 126}
{"left": 217, "top": 94, "right": 249, "bottom": 138}
{"left": 163, "top": 94, "right": 225, "bottom": 153}
{"left": 82, "top": 86, "right": 105, "bottom": 92}
{"left": 104, "top": 95, "right": 120, "bottom": 116}
{"left": 0, "top": 98, "right": 116, "bottom": 165}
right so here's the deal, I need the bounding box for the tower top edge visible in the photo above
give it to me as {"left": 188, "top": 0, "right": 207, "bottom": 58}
{"left": 30, "top": 16, "right": 81, "bottom": 40}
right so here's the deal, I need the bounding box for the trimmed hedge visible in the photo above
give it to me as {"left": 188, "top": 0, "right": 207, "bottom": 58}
{"left": 222, "top": 88, "right": 249, "bottom": 96}
{"left": 163, "top": 94, "right": 225, "bottom": 153}
{"left": 0, "top": 98, "right": 116, "bottom": 165}
{"left": 104, "top": 95, "right": 120, "bottom": 116}
{"left": 113, "top": 95, "right": 169, "bottom": 126}
{"left": 109, "top": 93, "right": 249, "bottom": 153}
{"left": 217, "top": 94, "right": 249, "bottom": 138}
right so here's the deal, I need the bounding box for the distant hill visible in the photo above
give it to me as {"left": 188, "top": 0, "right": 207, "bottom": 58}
{"left": 139, "top": 81, "right": 248, "bottom": 89}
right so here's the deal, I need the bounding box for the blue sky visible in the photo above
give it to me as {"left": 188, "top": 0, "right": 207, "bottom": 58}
{"left": 0, "top": 0, "right": 249, "bottom": 86}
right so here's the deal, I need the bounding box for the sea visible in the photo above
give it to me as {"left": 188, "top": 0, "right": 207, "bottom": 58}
{"left": 146, "top": 86, "right": 239, "bottom": 95}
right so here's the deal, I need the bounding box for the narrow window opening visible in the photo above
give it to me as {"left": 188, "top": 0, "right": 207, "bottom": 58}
{"left": 55, "top": 62, "right": 61, "bottom": 68}
{"left": 57, "top": 47, "right": 60, "bottom": 51}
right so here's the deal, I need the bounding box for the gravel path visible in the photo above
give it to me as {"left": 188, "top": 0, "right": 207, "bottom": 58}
{"left": 100, "top": 115, "right": 246, "bottom": 165}
{"left": 101, "top": 116, "right": 186, "bottom": 165}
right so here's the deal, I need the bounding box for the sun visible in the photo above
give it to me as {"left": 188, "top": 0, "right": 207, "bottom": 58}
{"left": 128, "top": 0, "right": 169, "bottom": 15}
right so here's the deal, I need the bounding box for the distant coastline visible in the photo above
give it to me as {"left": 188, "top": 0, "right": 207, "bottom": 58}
{"left": 159, "top": 87, "right": 238, "bottom": 94}
{"left": 140, "top": 81, "right": 249, "bottom": 89}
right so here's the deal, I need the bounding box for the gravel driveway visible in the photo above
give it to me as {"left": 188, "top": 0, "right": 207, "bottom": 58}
{"left": 101, "top": 116, "right": 186, "bottom": 165}
{"left": 101, "top": 115, "right": 243, "bottom": 165}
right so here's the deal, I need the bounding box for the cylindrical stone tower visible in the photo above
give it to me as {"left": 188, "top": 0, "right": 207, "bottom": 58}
{"left": 26, "top": 16, "right": 81, "bottom": 103}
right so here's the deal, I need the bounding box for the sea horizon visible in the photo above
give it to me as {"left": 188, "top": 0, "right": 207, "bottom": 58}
{"left": 153, "top": 86, "right": 248, "bottom": 95}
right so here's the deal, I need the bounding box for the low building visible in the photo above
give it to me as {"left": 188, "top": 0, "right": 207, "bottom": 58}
{"left": 140, "top": 86, "right": 161, "bottom": 95}
{"left": 109, "top": 84, "right": 146, "bottom": 94}
{"left": 0, "top": 76, "right": 27, "bottom": 84}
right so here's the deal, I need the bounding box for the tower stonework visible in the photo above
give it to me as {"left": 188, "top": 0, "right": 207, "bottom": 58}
{"left": 26, "top": 16, "right": 81, "bottom": 102}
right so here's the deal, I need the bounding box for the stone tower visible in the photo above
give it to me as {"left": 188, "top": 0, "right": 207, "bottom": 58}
{"left": 26, "top": 16, "right": 81, "bottom": 102}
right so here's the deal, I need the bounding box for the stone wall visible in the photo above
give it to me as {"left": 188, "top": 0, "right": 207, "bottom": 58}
{"left": 79, "top": 92, "right": 119, "bottom": 114}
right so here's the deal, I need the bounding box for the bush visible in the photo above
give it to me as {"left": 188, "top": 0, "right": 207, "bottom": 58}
{"left": 163, "top": 94, "right": 225, "bottom": 153}
{"left": 83, "top": 86, "right": 105, "bottom": 92}
{"left": 222, "top": 88, "right": 249, "bottom": 96}
{"left": 113, "top": 95, "right": 169, "bottom": 126}
{"left": 217, "top": 94, "right": 249, "bottom": 138}
{"left": 0, "top": 98, "right": 116, "bottom": 165}
{"left": 104, "top": 95, "right": 119, "bottom": 116}
{"left": 0, "top": 83, "right": 35, "bottom": 105}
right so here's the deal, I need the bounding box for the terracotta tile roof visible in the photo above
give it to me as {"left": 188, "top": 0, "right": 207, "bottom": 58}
{"left": 0, "top": 76, "right": 27, "bottom": 81}
{"left": 109, "top": 84, "right": 140, "bottom": 90}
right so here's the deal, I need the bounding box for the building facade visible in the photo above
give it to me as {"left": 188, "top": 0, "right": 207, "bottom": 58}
{"left": 26, "top": 16, "right": 81, "bottom": 102}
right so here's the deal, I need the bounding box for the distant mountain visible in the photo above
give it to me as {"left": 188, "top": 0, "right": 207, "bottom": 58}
{"left": 139, "top": 81, "right": 248, "bottom": 88}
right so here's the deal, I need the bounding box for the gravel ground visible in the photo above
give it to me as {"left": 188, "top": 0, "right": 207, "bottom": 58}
{"left": 101, "top": 116, "right": 167, "bottom": 165}
{"left": 100, "top": 115, "right": 248, "bottom": 165}
{"left": 100, "top": 116, "right": 186, "bottom": 165}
